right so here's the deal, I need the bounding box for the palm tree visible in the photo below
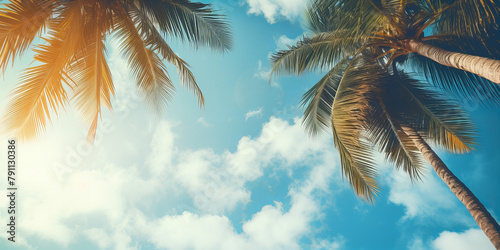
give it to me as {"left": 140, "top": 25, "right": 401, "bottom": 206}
{"left": 270, "top": 0, "right": 500, "bottom": 247}
{"left": 276, "top": 51, "right": 500, "bottom": 248}
{"left": 272, "top": 0, "right": 500, "bottom": 103}
{"left": 0, "top": 0, "right": 232, "bottom": 142}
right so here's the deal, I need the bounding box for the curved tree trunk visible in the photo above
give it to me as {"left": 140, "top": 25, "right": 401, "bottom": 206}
{"left": 400, "top": 125, "right": 500, "bottom": 249}
{"left": 407, "top": 39, "right": 500, "bottom": 84}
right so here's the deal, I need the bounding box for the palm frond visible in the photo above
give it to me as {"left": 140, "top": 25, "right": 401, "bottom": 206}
{"left": 137, "top": 0, "right": 232, "bottom": 52}
{"left": 406, "top": 52, "right": 500, "bottom": 106}
{"left": 131, "top": 4, "right": 204, "bottom": 107}
{"left": 387, "top": 71, "right": 477, "bottom": 153}
{"left": 306, "top": 0, "right": 385, "bottom": 38}
{"left": 271, "top": 32, "right": 360, "bottom": 77}
{"left": 114, "top": 5, "right": 174, "bottom": 116}
{"left": 1, "top": 0, "right": 89, "bottom": 140}
{"left": 433, "top": 0, "right": 500, "bottom": 39}
{"left": 0, "top": 0, "right": 56, "bottom": 73}
{"left": 367, "top": 97, "right": 425, "bottom": 181}
{"left": 71, "top": 3, "right": 115, "bottom": 143}
{"left": 301, "top": 58, "right": 352, "bottom": 136}
{"left": 330, "top": 55, "right": 383, "bottom": 202}
{"left": 1, "top": 33, "right": 72, "bottom": 140}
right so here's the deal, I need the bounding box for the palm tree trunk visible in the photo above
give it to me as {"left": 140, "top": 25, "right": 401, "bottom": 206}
{"left": 400, "top": 125, "right": 500, "bottom": 249}
{"left": 407, "top": 39, "right": 500, "bottom": 84}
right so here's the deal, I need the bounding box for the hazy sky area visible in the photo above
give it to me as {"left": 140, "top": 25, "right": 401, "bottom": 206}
{"left": 0, "top": 0, "right": 499, "bottom": 249}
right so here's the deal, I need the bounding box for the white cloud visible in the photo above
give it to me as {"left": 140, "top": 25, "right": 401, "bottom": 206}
{"left": 408, "top": 237, "right": 425, "bottom": 250}
{"left": 6, "top": 116, "right": 341, "bottom": 249}
{"left": 431, "top": 229, "right": 494, "bottom": 250}
{"left": 254, "top": 60, "right": 280, "bottom": 88}
{"left": 254, "top": 34, "right": 305, "bottom": 88}
{"left": 384, "top": 166, "right": 470, "bottom": 225}
{"left": 84, "top": 228, "right": 112, "bottom": 249}
{"left": 245, "top": 107, "right": 264, "bottom": 120}
{"left": 310, "top": 238, "right": 344, "bottom": 250}
{"left": 255, "top": 60, "right": 272, "bottom": 80}
{"left": 275, "top": 34, "right": 303, "bottom": 51}
{"left": 143, "top": 129, "right": 340, "bottom": 249}
{"left": 146, "top": 212, "right": 246, "bottom": 250}
{"left": 246, "top": 0, "right": 309, "bottom": 24}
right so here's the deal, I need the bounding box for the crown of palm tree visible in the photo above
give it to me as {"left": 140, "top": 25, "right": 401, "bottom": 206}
{"left": 0, "top": 0, "right": 232, "bottom": 142}
{"left": 297, "top": 52, "right": 475, "bottom": 202}
{"left": 272, "top": 0, "right": 500, "bottom": 105}
{"left": 269, "top": 0, "right": 493, "bottom": 201}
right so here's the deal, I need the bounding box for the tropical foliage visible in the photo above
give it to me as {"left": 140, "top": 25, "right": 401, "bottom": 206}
{"left": 0, "top": 0, "right": 232, "bottom": 142}
{"left": 270, "top": 0, "right": 500, "bottom": 247}
{"left": 298, "top": 52, "right": 475, "bottom": 201}
{"left": 272, "top": 0, "right": 500, "bottom": 104}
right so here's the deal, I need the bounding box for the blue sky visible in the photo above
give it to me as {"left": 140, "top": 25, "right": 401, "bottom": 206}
{"left": 0, "top": 0, "right": 499, "bottom": 249}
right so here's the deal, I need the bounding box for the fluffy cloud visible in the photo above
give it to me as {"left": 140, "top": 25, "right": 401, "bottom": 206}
{"left": 141, "top": 135, "right": 339, "bottom": 250}
{"left": 1, "top": 116, "right": 341, "bottom": 249}
{"left": 143, "top": 165, "right": 331, "bottom": 250}
{"left": 409, "top": 229, "right": 494, "bottom": 250}
{"left": 246, "top": 0, "right": 308, "bottom": 23}
{"left": 431, "top": 229, "right": 494, "bottom": 250}
{"left": 275, "top": 34, "right": 303, "bottom": 51}
{"left": 384, "top": 165, "right": 470, "bottom": 225}
{"left": 386, "top": 168, "right": 454, "bottom": 218}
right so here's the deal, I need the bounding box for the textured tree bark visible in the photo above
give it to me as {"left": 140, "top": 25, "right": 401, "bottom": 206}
{"left": 401, "top": 125, "right": 500, "bottom": 249}
{"left": 407, "top": 39, "right": 500, "bottom": 84}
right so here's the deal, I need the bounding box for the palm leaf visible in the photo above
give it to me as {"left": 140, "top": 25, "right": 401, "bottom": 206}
{"left": 330, "top": 55, "right": 383, "bottom": 202}
{"left": 0, "top": 0, "right": 57, "bottom": 72}
{"left": 130, "top": 4, "right": 204, "bottom": 107}
{"left": 138, "top": 0, "right": 232, "bottom": 52}
{"left": 387, "top": 71, "right": 477, "bottom": 153}
{"left": 367, "top": 96, "right": 425, "bottom": 181}
{"left": 301, "top": 58, "right": 352, "bottom": 136}
{"left": 306, "top": 0, "right": 385, "bottom": 37}
{"left": 271, "top": 32, "right": 360, "bottom": 77}
{"left": 1, "top": 1, "right": 88, "bottom": 140}
{"left": 114, "top": 5, "right": 174, "bottom": 116}
{"left": 1, "top": 33, "right": 72, "bottom": 140}
{"left": 71, "top": 3, "right": 115, "bottom": 143}
{"left": 433, "top": 0, "right": 500, "bottom": 39}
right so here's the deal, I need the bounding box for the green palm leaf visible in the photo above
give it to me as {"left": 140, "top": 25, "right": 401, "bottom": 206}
{"left": 389, "top": 72, "right": 477, "bottom": 153}
{"left": 138, "top": 0, "right": 232, "bottom": 52}
{"left": 301, "top": 58, "right": 352, "bottom": 136}
{"left": 130, "top": 4, "right": 204, "bottom": 107}
{"left": 114, "top": 5, "right": 175, "bottom": 116}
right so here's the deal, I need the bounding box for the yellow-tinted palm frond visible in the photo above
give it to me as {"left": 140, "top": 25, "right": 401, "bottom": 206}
{"left": 0, "top": 0, "right": 56, "bottom": 72}
{"left": 114, "top": 5, "right": 174, "bottom": 115}
{"left": 1, "top": 0, "right": 92, "bottom": 141}
{"left": 271, "top": 32, "right": 362, "bottom": 77}
{"left": 1, "top": 34, "right": 72, "bottom": 141}
{"left": 72, "top": 36, "right": 113, "bottom": 142}
{"left": 1, "top": 0, "right": 232, "bottom": 142}
{"left": 131, "top": 4, "right": 204, "bottom": 107}
{"left": 301, "top": 58, "right": 352, "bottom": 136}
{"left": 71, "top": 4, "right": 115, "bottom": 143}
{"left": 330, "top": 57, "right": 380, "bottom": 203}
